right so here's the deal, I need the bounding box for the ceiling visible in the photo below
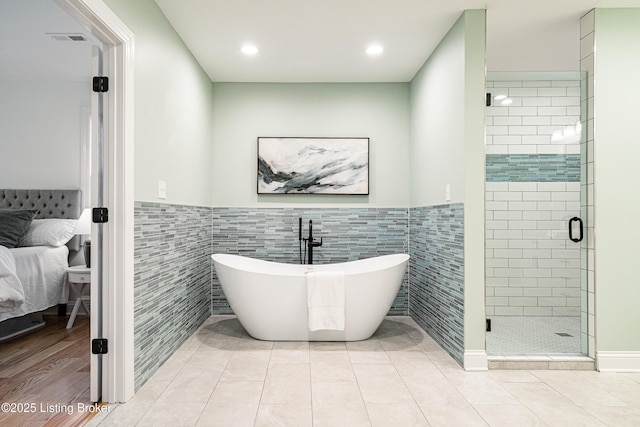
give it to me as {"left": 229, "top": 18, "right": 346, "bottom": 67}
{"left": 154, "top": 0, "right": 640, "bottom": 82}
{"left": 1, "top": 0, "right": 639, "bottom": 83}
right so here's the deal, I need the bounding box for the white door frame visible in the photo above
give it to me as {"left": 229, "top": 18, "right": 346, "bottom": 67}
{"left": 55, "top": 0, "right": 135, "bottom": 403}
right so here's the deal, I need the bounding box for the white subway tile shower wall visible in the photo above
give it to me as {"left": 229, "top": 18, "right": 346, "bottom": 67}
{"left": 486, "top": 78, "right": 582, "bottom": 318}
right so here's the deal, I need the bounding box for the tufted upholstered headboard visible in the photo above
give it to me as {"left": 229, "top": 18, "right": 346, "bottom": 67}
{"left": 0, "top": 189, "right": 83, "bottom": 251}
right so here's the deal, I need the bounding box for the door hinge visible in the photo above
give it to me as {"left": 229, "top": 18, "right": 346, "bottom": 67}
{"left": 92, "top": 76, "right": 109, "bottom": 93}
{"left": 92, "top": 207, "right": 109, "bottom": 223}
{"left": 486, "top": 318, "right": 492, "bottom": 332}
{"left": 486, "top": 93, "right": 492, "bottom": 107}
{"left": 92, "top": 338, "right": 108, "bottom": 355}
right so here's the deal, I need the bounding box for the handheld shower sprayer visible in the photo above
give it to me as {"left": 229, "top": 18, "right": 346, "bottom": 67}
{"left": 298, "top": 217, "right": 303, "bottom": 264}
{"left": 298, "top": 217, "right": 323, "bottom": 264}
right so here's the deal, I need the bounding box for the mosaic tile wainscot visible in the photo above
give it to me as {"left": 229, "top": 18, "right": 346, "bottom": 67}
{"left": 211, "top": 207, "right": 409, "bottom": 316}
{"left": 409, "top": 203, "right": 465, "bottom": 366}
{"left": 134, "top": 202, "right": 212, "bottom": 390}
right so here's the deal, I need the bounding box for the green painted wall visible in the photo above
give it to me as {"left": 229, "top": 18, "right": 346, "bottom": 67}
{"left": 593, "top": 9, "right": 640, "bottom": 353}
{"left": 409, "top": 10, "right": 487, "bottom": 364}
{"left": 462, "top": 10, "right": 487, "bottom": 360}
{"left": 410, "top": 14, "right": 466, "bottom": 207}
{"left": 105, "top": 0, "right": 215, "bottom": 207}
{"left": 211, "top": 82, "right": 410, "bottom": 208}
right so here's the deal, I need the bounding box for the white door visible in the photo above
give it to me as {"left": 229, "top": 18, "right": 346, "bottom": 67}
{"left": 90, "top": 44, "right": 105, "bottom": 403}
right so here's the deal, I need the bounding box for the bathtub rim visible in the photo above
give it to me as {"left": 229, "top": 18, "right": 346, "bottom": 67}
{"left": 211, "top": 252, "right": 409, "bottom": 277}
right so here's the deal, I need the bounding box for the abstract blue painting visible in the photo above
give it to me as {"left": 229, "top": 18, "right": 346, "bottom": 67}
{"left": 258, "top": 137, "right": 369, "bottom": 195}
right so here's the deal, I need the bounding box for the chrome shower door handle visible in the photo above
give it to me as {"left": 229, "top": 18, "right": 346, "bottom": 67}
{"left": 569, "top": 217, "right": 584, "bottom": 242}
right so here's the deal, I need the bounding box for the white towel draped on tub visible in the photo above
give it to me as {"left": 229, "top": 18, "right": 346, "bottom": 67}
{"left": 307, "top": 271, "right": 345, "bottom": 331}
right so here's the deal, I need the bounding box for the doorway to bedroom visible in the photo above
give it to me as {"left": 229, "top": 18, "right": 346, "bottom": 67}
{"left": 0, "top": 0, "right": 103, "bottom": 422}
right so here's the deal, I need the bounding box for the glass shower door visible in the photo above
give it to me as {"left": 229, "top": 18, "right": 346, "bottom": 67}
{"left": 485, "top": 72, "right": 588, "bottom": 356}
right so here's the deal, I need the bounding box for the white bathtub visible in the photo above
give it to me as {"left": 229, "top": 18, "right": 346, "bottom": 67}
{"left": 211, "top": 253, "right": 409, "bottom": 341}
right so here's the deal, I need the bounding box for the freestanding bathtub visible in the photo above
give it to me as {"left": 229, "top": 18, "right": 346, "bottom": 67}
{"left": 211, "top": 253, "right": 409, "bottom": 341}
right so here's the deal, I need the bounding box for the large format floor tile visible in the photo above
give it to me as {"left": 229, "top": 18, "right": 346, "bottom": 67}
{"left": 88, "top": 315, "right": 640, "bottom": 427}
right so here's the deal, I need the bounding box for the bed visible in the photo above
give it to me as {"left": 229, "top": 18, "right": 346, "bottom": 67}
{"left": 0, "top": 189, "right": 82, "bottom": 340}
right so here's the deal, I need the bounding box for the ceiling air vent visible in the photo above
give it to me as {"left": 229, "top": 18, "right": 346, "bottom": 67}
{"left": 47, "top": 33, "right": 87, "bottom": 42}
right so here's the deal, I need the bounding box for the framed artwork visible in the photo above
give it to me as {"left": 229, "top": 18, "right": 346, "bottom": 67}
{"left": 257, "top": 137, "right": 369, "bottom": 195}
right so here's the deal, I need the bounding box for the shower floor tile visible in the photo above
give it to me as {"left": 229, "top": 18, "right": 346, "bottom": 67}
{"left": 486, "top": 316, "right": 582, "bottom": 355}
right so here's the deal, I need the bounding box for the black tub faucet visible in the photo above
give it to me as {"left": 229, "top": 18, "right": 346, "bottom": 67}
{"left": 307, "top": 220, "right": 323, "bottom": 265}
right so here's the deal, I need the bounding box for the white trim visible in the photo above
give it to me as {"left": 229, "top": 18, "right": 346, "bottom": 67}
{"left": 597, "top": 351, "right": 640, "bottom": 372}
{"left": 55, "top": 0, "right": 135, "bottom": 403}
{"left": 464, "top": 350, "right": 489, "bottom": 371}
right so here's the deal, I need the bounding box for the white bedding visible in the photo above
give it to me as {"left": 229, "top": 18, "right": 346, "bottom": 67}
{"left": 0, "top": 245, "right": 69, "bottom": 322}
{"left": 0, "top": 245, "right": 24, "bottom": 311}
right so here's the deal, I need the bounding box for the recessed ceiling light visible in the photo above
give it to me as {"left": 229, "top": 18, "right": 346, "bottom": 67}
{"left": 241, "top": 45, "right": 258, "bottom": 55}
{"left": 366, "top": 45, "right": 384, "bottom": 55}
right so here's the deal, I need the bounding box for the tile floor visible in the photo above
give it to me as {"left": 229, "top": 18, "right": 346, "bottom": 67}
{"left": 486, "top": 316, "right": 582, "bottom": 355}
{"left": 89, "top": 316, "right": 640, "bottom": 426}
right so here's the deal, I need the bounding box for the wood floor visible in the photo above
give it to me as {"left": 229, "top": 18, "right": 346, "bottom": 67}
{"left": 0, "top": 314, "right": 99, "bottom": 427}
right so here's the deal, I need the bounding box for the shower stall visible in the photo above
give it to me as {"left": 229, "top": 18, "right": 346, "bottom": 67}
{"left": 485, "top": 72, "right": 591, "bottom": 358}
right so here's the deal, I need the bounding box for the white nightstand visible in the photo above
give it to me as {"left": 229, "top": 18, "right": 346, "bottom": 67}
{"left": 66, "top": 265, "right": 91, "bottom": 329}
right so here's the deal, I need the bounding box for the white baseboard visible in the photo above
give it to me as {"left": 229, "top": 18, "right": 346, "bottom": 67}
{"left": 597, "top": 351, "right": 640, "bottom": 372}
{"left": 464, "top": 350, "right": 488, "bottom": 371}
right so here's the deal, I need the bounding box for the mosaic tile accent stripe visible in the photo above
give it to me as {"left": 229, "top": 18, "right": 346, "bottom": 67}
{"left": 134, "top": 202, "right": 212, "bottom": 391}
{"left": 212, "top": 207, "right": 408, "bottom": 316}
{"left": 486, "top": 154, "right": 580, "bottom": 182}
{"left": 409, "top": 203, "right": 464, "bottom": 366}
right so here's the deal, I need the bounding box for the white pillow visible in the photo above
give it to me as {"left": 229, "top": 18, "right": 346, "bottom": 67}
{"left": 18, "top": 219, "right": 78, "bottom": 247}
